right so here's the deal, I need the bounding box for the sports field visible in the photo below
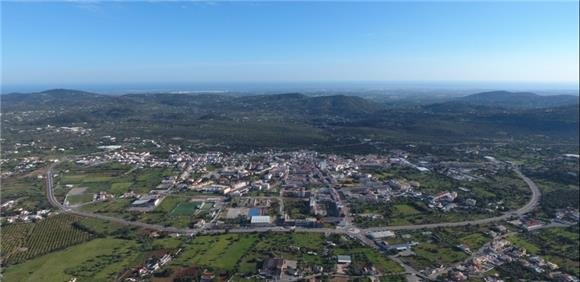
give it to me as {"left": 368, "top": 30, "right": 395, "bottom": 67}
{"left": 170, "top": 202, "right": 201, "bottom": 216}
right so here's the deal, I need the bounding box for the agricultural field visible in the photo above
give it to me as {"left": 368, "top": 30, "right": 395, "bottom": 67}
{"left": 0, "top": 214, "right": 93, "bottom": 265}
{"left": 2, "top": 238, "right": 140, "bottom": 282}
{"left": 0, "top": 223, "right": 34, "bottom": 262}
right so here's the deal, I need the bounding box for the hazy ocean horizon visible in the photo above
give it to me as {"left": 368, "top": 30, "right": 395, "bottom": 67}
{"left": 2, "top": 81, "right": 578, "bottom": 96}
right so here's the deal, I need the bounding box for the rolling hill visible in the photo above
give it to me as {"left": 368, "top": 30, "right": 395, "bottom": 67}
{"left": 454, "top": 90, "right": 578, "bottom": 109}
{"left": 1, "top": 89, "right": 578, "bottom": 150}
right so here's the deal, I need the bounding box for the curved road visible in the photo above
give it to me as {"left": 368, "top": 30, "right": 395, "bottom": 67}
{"left": 46, "top": 165, "right": 541, "bottom": 235}
{"left": 46, "top": 168, "right": 197, "bottom": 234}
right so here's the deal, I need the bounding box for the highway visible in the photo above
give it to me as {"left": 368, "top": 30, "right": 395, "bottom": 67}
{"left": 45, "top": 165, "right": 541, "bottom": 235}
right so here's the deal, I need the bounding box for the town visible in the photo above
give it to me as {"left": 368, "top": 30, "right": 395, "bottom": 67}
{"left": 2, "top": 139, "right": 578, "bottom": 281}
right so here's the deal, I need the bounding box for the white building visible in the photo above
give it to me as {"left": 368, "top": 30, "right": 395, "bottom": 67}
{"left": 250, "top": 215, "right": 272, "bottom": 224}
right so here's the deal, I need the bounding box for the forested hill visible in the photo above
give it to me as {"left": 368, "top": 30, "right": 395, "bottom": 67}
{"left": 453, "top": 90, "right": 579, "bottom": 109}
{"left": 2, "top": 89, "right": 380, "bottom": 116}
{"left": 1, "top": 89, "right": 578, "bottom": 150}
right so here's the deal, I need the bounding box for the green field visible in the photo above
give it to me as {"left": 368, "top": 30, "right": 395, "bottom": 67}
{"left": 172, "top": 234, "right": 258, "bottom": 273}
{"left": 393, "top": 204, "right": 421, "bottom": 216}
{"left": 401, "top": 242, "right": 468, "bottom": 270}
{"left": 2, "top": 238, "right": 139, "bottom": 282}
{"left": 56, "top": 162, "right": 175, "bottom": 196}
{"left": 459, "top": 233, "right": 489, "bottom": 250}
{"left": 171, "top": 232, "right": 404, "bottom": 277}
{"left": 170, "top": 202, "right": 201, "bottom": 216}
{"left": 137, "top": 196, "right": 200, "bottom": 228}
{"left": 109, "top": 182, "right": 132, "bottom": 194}
{"left": 155, "top": 196, "right": 188, "bottom": 213}
{"left": 507, "top": 234, "right": 540, "bottom": 254}
{"left": 80, "top": 199, "right": 132, "bottom": 215}
{"left": 66, "top": 193, "right": 94, "bottom": 205}
{"left": 74, "top": 217, "right": 126, "bottom": 236}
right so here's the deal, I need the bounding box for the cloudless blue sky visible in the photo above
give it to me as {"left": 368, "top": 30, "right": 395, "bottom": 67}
{"left": 2, "top": 1, "right": 579, "bottom": 89}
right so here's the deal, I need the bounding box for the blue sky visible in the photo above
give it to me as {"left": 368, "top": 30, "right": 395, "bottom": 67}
{"left": 2, "top": 1, "right": 579, "bottom": 88}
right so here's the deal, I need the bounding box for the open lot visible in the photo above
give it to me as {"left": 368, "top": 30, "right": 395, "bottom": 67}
{"left": 55, "top": 161, "right": 175, "bottom": 196}
{"left": 65, "top": 187, "right": 92, "bottom": 206}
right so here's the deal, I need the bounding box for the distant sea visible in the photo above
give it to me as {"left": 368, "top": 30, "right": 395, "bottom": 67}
{"left": 2, "top": 81, "right": 578, "bottom": 96}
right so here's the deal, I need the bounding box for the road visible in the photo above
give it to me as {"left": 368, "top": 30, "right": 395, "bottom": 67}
{"left": 45, "top": 166, "right": 541, "bottom": 235}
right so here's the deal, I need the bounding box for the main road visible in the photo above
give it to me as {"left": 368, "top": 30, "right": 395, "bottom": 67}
{"left": 45, "top": 165, "right": 541, "bottom": 235}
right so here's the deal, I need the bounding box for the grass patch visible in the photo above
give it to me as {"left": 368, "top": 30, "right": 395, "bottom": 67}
{"left": 460, "top": 233, "right": 489, "bottom": 250}
{"left": 507, "top": 234, "right": 540, "bottom": 254}
{"left": 393, "top": 204, "right": 421, "bottom": 216}
{"left": 66, "top": 193, "right": 94, "bottom": 205}
{"left": 110, "top": 182, "right": 133, "bottom": 194}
